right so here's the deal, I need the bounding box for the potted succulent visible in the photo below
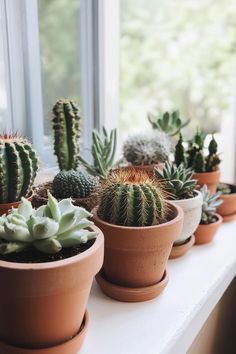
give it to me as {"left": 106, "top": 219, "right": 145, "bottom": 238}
{"left": 122, "top": 130, "right": 171, "bottom": 173}
{"left": 148, "top": 110, "right": 190, "bottom": 137}
{"left": 155, "top": 162, "right": 202, "bottom": 258}
{"left": 175, "top": 130, "right": 221, "bottom": 193}
{"left": 0, "top": 192, "right": 104, "bottom": 353}
{"left": 92, "top": 169, "right": 184, "bottom": 302}
{"left": 0, "top": 134, "right": 39, "bottom": 215}
{"left": 216, "top": 182, "right": 236, "bottom": 221}
{"left": 195, "top": 185, "right": 223, "bottom": 245}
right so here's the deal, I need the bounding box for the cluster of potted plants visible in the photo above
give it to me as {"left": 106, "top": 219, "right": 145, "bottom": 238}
{"left": 0, "top": 101, "right": 235, "bottom": 353}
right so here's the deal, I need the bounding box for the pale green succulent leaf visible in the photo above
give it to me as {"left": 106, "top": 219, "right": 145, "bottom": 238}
{"left": 32, "top": 217, "right": 59, "bottom": 240}
{"left": 59, "top": 230, "right": 96, "bottom": 247}
{"left": 34, "top": 205, "right": 47, "bottom": 217}
{"left": 0, "top": 242, "right": 28, "bottom": 254}
{"left": 47, "top": 192, "right": 61, "bottom": 221}
{"left": 57, "top": 211, "right": 77, "bottom": 235}
{"left": 58, "top": 198, "right": 74, "bottom": 214}
{"left": 4, "top": 223, "right": 31, "bottom": 242}
{"left": 34, "top": 238, "right": 62, "bottom": 254}
{"left": 18, "top": 198, "right": 34, "bottom": 220}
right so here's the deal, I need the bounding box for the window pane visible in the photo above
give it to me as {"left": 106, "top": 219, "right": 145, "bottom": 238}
{"left": 0, "top": 8, "right": 8, "bottom": 131}
{"left": 38, "top": 0, "right": 81, "bottom": 137}
{"left": 120, "top": 0, "right": 236, "bottom": 139}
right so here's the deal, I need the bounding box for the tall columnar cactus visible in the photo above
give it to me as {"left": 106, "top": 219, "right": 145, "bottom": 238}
{"left": 52, "top": 99, "right": 81, "bottom": 171}
{"left": 97, "top": 169, "right": 167, "bottom": 226}
{"left": 205, "top": 135, "right": 221, "bottom": 172}
{"left": 123, "top": 131, "right": 171, "bottom": 166}
{"left": 0, "top": 135, "right": 39, "bottom": 203}
{"left": 148, "top": 110, "right": 190, "bottom": 136}
{"left": 174, "top": 133, "right": 186, "bottom": 167}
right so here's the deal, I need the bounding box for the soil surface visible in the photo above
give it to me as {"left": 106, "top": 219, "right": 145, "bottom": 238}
{"left": 0, "top": 239, "right": 95, "bottom": 264}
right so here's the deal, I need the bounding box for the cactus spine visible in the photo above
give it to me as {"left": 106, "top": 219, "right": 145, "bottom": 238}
{"left": 52, "top": 99, "right": 81, "bottom": 171}
{"left": 97, "top": 169, "right": 167, "bottom": 226}
{"left": 0, "top": 135, "right": 39, "bottom": 203}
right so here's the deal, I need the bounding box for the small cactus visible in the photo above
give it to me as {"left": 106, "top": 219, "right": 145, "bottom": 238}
{"left": 148, "top": 110, "right": 190, "bottom": 136}
{"left": 97, "top": 169, "right": 167, "bottom": 226}
{"left": 53, "top": 170, "right": 99, "bottom": 199}
{"left": 0, "top": 192, "right": 96, "bottom": 254}
{"left": 200, "top": 185, "right": 222, "bottom": 224}
{"left": 174, "top": 133, "right": 186, "bottom": 167}
{"left": 0, "top": 135, "right": 39, "bottom": 203}
{"left": 79, "top": 127, "right": 117, "bottom": 180}
{"left": 123, "top": 131, "right": 171, "bottom": 166}
{"left": 52, "top": 99, "right": 81, "bottom": 171}
{"left": 217, "top": 183, "right": 231, "bottom": 195}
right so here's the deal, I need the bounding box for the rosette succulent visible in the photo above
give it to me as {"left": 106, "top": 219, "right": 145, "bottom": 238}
{"left": 200, "top": 185, "right": 222, "bottom": 224}
{"left": 0, "top": 192, "right": 96, "bottom": 254}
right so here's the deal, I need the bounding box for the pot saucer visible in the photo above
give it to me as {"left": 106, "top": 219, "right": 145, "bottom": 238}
{"left": 222, "top": 212, "right": 236, "bottom": 222}
{"left": 0, "top": 311, "right": 88, "bottom": 354}
{"left": 169, "top": 234, "right": 195, "bottom": 259}
{"left": 96, "top": 270, "right": 168, "bottom": 302}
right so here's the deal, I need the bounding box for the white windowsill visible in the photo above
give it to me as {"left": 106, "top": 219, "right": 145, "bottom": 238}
{"left": 80, "top": 219, "right": 236, "bottom": 354}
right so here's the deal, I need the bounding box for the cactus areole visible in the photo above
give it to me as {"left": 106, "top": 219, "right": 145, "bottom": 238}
{"left": 0, "top": 135, "right": 39, "bottom": 204}
{"left": 52, "top": 99, "right": 81, "bottom": 171}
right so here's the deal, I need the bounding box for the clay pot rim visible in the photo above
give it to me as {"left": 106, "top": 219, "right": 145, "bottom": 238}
{"left": 0, "top": 225, "right": 104, "bottom": 270}
{"left": 192, "top": 170, "right": 220, "bottom": 178}
{"left": 199, "top": 213, "right": 223, "bottom": 227}
{"left": 0, "top": 193, "right": 33, "bottom": 209}
{"left": 92, "top": 201, "right": 184, "bottom": 231}
{"left": 167, "top": 190, "right": 202, "bottom": 207}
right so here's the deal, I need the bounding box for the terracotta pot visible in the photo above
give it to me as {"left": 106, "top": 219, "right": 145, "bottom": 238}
{"left": 194, "top": 214, "right": 222, "bottom": 245}
{"left": 0, "top": 226, "right": 104, "bottom": 351}
{"left": 169, "top": 235, "right": 195, "bottom": 259}
{"left": 192, "top": 170, "right": 220, "bottom": 194}
{"left": 92, "top": 202, "right": 183, "bottom": 288}
{"left": 0, "top": 195, "right": 33, "bottom": 216}
{"left": 217, "top": 183, "right": 236, "bottom": 221}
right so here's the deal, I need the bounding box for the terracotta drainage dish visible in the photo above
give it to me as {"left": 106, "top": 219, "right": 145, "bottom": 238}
{"left": 192, "top": 170, "right": 220, "bottom": 194}
{"left": 169, "top": 191, "right": 202, "bottom": 259}
{"left": 195, "top": 214, "right": 222, "bottom": 245}
{"left": 0, "top": 226, "right": 104, "bottom": 354}
{"left": 93, "top": 203, "right": 184, "bottom": 302}
{"left": 216, "top": 183, "right": 236, "bottom": 221}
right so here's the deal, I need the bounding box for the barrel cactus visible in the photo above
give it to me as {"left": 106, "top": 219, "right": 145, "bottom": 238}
{"left": 53, "top": 170, "right": 99, "bottom": 199}
{"left": 0, "top": 135, "right": 39, "bottom": 203}
{"left": 123, "top": 131, "right": 171, "bottom": 166}
{"left": 97, "top": 169, "right": 167, "bottom": 226}
{"left": 52, "top": 99, "right": 81, "bottom": 171}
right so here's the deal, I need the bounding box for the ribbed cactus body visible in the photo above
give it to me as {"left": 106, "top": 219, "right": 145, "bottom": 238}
{"left": 97, "top": 170, "right": 167, "bottom": 226}
{"left": 0, "top": 136, "right": 39, "bottom": 203}
{"left": 52, "top": 99, "right": 81, "bottom": 171}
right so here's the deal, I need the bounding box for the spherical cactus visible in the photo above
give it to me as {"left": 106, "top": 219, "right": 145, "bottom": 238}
{"left": 53, "top": 170, "right": 99, "bottom": 199}
{"left": 52, "top": 99, "right": 81, "bottom": 171}
{"left": 0, "top": 135, "right": 39, "bottom": 203}
{"left": 123, "top": 131, "right": 171, "bottom": 166}
{"left": 97, "top": 169, "right": 167, "bottom": 226}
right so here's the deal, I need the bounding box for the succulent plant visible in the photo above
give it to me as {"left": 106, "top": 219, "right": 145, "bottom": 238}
{"left": 0, "top": 192, "right": 96, "bottom": 254}
{"left": 53, "top": 170, "right": 99, "bottom": 199}
{"left": 123, "top": 131, "right": 171, "bottom": 166}
{"left": 200, "top": 185, "right": 222, "bottom": 224}
{"left": 52, "top": 99, "right": 81, "bottom": 171}
{"left": 79, "top": 127, "right": 117, "bottom": 180}
{"left": 148, "top": 110, "right": 190, "bottom": 136}
{"left": 154, "top": 162, "right": 197, "bottom": 200}
{"left": 174, "top": 133, "right": 186, "bottom": 167}
{"left": 97, "top": 169, "right": 167, "bottom": 227}
{"left": 217, "top": 183, "right": 231, "bottom": 195}
{"left": 0, "top": 135, "right": 39, "bottom": 203}
{"left": 205, "top": 135, "right": 221, "bottom": 172}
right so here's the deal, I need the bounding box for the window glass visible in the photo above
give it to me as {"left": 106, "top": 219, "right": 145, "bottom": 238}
{"left": 0, "top": 7, "right": 8, "bottom": 131}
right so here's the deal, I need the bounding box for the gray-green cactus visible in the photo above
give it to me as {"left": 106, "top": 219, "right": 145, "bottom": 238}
{"left": 154, "top": 162, "right": 197, "bottom": 200}
{"left": 0, "top": 192, "right": 96, "bottom": 254}
{"left": 200, "top": 185, "right": 222, "bottom": 224}
{"left": 52, "top": 99, "right": 81, "bottom": 171}
{"left": 148, "top": 110, "right": 190, "bottom": 136}
{"left": 53, "top": 170, "right": 99, "bottom": 198}
{"left": 0, "top": 135, "right": 39, "bottom": 203}
{"left": 123, "top": 131, "right": 171, "bottom": 166}
{"left": 79, "top": 127, "right": 117, "bottom": 180}
{"left": 97, "top": 169, "right": 167, "bottom": 226}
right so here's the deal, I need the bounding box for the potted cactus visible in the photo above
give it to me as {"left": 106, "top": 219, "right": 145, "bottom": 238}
{"left": 175, "top": 130, "right": 221, "bottom": 193}
{"left": 92, "top": 169, "right": 184, "bottom": 302}
{"left": 155, "top": 162, "right": 202, "bottom": 258}
{"left": 216, "top": 182, "right": 236, "bottom": 221}
{"left": 0, "top": 135, "right": 39, "bottom": 215}
{"left": 195, "top": 185, "right": 223, "bottom": 245}
{"left": 0, "top": 193, "right": 104, "bottom": 353}
{"left": 122, "top": 131, "right": 171, "bottom": 173}
{"left": 148, "top": 110, "right": 190, "bottom": 136}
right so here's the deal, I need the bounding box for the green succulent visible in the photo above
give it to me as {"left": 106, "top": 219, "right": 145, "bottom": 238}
{"left": 53, "top": 170, "right": 99, "bottom": 199}
{"left": 97, "top": 169, "right": 167, "bottom": 227}
{"left": 200, "top": 185, "right": 222, "bottom": 224}
{"left": 52, "top": 99, "right": 81, "bottom": 171}
{"left": 174, "top": 133, "right": 186, "bottom": 167}
{"left": 154, "top": 162, "right": 197, "bottom": 200}
{"left": 79, "top": 127, "right": 117, "bottom": 180}
{"left": 148, "top": 110, "right": 190, "bottom": 136}
{"left": 0, "top": 192, "right": 96, "bottom": 254}
{"left": 217, "top": 183, "right": 231, "bottom": 195}
{"left": 0, "top": 135, "right": 39, "bottom": 203}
